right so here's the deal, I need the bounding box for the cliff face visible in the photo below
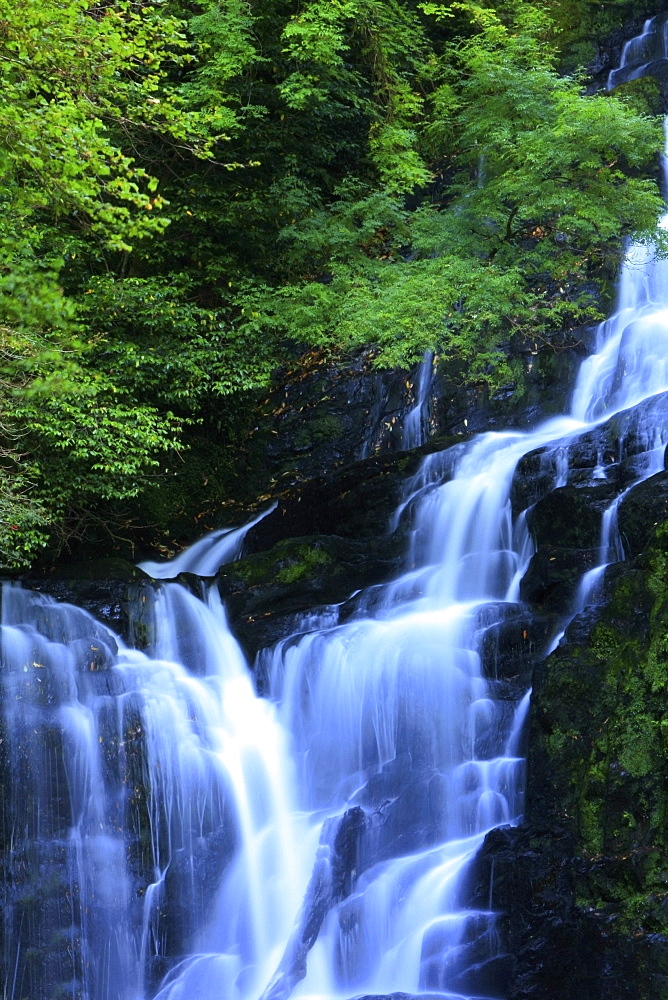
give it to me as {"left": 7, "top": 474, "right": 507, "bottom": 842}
{"left": 229, "top": 407, "right": 668, "bottom": 1000}
{"left": 233, "top": 400, "right": 668, "bottom": 1000}
{"left": 469, "top": 485, "right": 668, "bottom": 1000}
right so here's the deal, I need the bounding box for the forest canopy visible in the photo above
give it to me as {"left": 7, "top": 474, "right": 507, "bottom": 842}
{"left": 0, "top": 0, "right": 665, "bottom": 567}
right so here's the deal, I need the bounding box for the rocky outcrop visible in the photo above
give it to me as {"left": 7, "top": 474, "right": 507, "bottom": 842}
{"left": 243, "top": 343, "right": 585, "bottom": 498}
{"left": 474, "top": 501, "right": 668, "bottom": 1000}
{"left": 17, "top": 558, "right": 150, "bottom": 643}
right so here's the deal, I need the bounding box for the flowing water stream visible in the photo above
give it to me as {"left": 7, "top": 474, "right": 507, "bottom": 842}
{"left": 3, "top": 20, "right": 668, "bottom": 1000}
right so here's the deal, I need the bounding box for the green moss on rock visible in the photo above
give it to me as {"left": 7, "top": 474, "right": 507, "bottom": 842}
{"left": 529, "top": 520, "right": 668, "bottom": 936}
{"left": 231, "top": 539, "right": 335, "bottom": 588}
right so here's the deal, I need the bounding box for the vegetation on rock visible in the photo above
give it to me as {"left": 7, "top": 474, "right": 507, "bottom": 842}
{"left": 529, "top": 518, "right": 668, "bottom": 955}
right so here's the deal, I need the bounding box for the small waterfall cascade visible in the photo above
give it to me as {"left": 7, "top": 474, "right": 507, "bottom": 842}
{"left": 3, "top": 22, "right": 668, "bottom": 1000}
{"left": 402, "top": 352, "right": 436, "bottom": 451}
{"left": 606, "top": 16, "right": 668, "bottom": 90}
{"left": 137, "top": 505, "right": 276, "bottom": 580}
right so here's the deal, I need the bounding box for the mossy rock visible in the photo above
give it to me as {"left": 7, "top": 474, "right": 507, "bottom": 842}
{"left": 218, "top": 532, "right": 406, "bottom": 657}
{"left": 231, "top": 539, "right": 335, "bottom": 588}
{"left": 517, "top": 528, "right": 668, "bottom": 991}
{"left": 476, "top": 502, "right": 668, "bottom": 999}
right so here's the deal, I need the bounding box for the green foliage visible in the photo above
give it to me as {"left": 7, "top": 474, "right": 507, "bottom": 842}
{"left": 242, "top": 1, "right": 662, "bottom": 384}
{"left": 0, "top": 0, "right": 266, "bottom": 566}
{"left": 78, "top": 276, "right": 277, "bottom": 403}
{"left": 0, "top": 0, "right": 665, "bottom": 565}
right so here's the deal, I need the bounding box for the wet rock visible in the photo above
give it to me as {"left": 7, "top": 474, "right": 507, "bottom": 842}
{"left": 466, "top": 824, "right": 622, "bottom": 1000}
{"left": 470, "top": 821, "right": 668, "bottom": 1000}
{"left": 2, "top": 839, "right": 87, "bottom": 1000}
{"left": 219, "top": 533, "right": 406, "bottom": 657}
{"left": 520, "top": 546, "right": 598, "bottom": 610}
{"left": 617, "top": 471, "right": 668, "bottom": 557}
{"left": 445, "top": 951, "right": 514, "bottom": 998}
{"left": 332, "top": 806, "right": 367, "bottom": 901}
{"left": 348, "top": 994, "right": 444, "bottom": 1000}
{"left": 243, "top": 451, "right": 422, "bottom": 554}
{"left": 420, "top": 904, "right": 512, "bottom": 994}
{"left": 510, "top": 391, "right": 668, "bottom": 514}
{"left": 511, "top": 447, "right": 567, "bottom": 513}
{"left": 478, "top": 514, "right": 668, "bottom": 1000}
{"left": 526, "top": 482, "right": 621, "bottom": 550}
{"left": 477, "top": 608, "right": 554, "bottom": 684}
{"left": 160, "top": 823, "right": 236, "bottom": 959}
{"left": 16, "top": 569, "right": 150, "bottom": 644}
{"left": 248, "top": 351, "right": 419, "bottom": 486}
{"left": 355, "top": 768, "right": 446, "bottom": 872}
{"left": 245, "top": 340, "right": 584, "bottom": 506}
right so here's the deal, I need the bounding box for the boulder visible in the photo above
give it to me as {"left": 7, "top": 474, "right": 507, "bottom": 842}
{"left": 520, "top": 546, "right": 599, "bottom": 610}
{"left": 526, "top": 482, "right": 621, "bottom": 550}
{"left": 618, "top": 471, "right": 668, "bottom": 557}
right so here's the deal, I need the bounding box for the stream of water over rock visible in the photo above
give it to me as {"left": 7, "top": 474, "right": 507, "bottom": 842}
{"left": 3, "top": 20, "right": 668, "bottom": 1000}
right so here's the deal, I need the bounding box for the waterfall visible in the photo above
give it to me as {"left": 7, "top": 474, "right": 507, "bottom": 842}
{"left": 401, "top": 352, "right": 435, "bottom": 451}
{"left": 136, "top": 505, "right": 276, "bottom": 580}
{"left": 3, "top": 20, "right": 668, "bottom": 1000}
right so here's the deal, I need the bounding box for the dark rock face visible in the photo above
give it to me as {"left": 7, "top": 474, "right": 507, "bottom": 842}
{"left": 478, "top": 518, "right": 668, "bottom": 1000}
{"left": 244, "top": 448, "right": 420, "bottom": 550}
{"left": 245, "top": 343, "right": 585, "bottom": 500}
{"left": 478, "top": 606, "right": 553, "bottom": 685}
{"left": 347, "top": 995, "right": 445, "bottom": 1000}
{"left": 518, "top": 482, "right": 621, "bottom": 611}
{"left": 18, "top": 559, "right": 150, "bottom": 643}
{"left": 520, "top": 545, "right": 598, "bottom": 610}
{"left": 512, "top": 391, "right": 668, "bottom": 514}
{"left": 618, "top": 470, "right": 668, "bottom": 556}
{"left": 526, "top": 482, "right": 621, "bottom": 550}
{"left": 247, "top": 351, "right": 417, "bottom": 485}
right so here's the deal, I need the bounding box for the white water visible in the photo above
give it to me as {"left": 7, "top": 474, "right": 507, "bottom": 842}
{"left": 3, "top": 20, "right": 668, "bottom": 1000}
{"left": 402, "top": 352, "right": 435, "bottom": 451}
{"left": 137, "top": 504, "right": 276, "bottom": 580}
{"left": 607, "top": 17, "right": 668, "bottom": 90}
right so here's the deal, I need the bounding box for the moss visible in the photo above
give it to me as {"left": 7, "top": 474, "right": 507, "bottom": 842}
{"left": 233, "top": 539, "right": 334, "bottom": 588}
{"left": 533, "top": 518, "right": 668, "bottom": 935}
{"left": 291, "top": 415, "right": 343, "bottom": 451}
{"left": 275, "top": 545, "right": 333, "bottom": 584}
{"left": 610, "top": 75, "right": 664, "bottom": 117}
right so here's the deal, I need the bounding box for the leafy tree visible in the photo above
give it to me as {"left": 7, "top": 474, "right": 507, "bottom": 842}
{"left": 237, "top": 1, "right": 663, "bottom": 381}
{"left": 0, "top": 0, "right": 267, "bottom": 564}
{"left": 0, "top": 0, "right": 664, "bottom": 567}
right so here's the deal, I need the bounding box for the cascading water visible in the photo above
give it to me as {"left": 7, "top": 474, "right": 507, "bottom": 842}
{"left": 3, "top": 20, "right": 668, "bottom": 1000}
{"left": 401, "top": 352, "right": 435, "bottom": 451}
{"left": 137, "top": 505, "right": 276, "bottom": 581}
